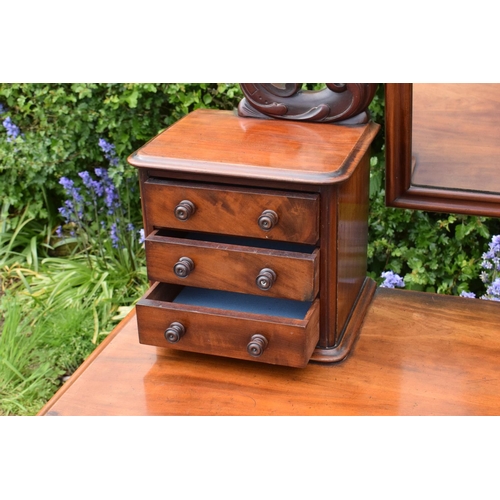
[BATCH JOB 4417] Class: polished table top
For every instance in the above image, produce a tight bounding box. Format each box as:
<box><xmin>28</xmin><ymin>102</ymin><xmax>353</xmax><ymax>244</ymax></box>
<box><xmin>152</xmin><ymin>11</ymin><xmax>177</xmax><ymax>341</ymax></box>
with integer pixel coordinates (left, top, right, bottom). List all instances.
<box><xmin>39</xmin><ymin>288</ymin><xmax>500</xmax><ymax>416</ymax></box>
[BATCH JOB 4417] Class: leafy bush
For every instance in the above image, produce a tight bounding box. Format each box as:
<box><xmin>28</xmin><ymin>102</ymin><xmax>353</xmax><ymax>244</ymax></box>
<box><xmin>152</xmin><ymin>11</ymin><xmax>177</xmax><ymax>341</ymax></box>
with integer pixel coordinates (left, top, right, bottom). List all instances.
<box><xmin>0</xmin><ymin>84</ymin><xmax>242</xmax><ymax>223</ymax></box>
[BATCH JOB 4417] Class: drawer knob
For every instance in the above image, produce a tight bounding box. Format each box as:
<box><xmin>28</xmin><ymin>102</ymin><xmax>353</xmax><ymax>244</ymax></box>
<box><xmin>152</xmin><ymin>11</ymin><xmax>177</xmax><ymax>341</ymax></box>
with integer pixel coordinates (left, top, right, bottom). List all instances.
<box><xmin>164</xmin><ymin>322</ymin><xmax>186</xmax><ymax>343</ymax></box>
<box><xmin>258</xmin><ymin>209</ymin><xmax>278</xmax><ymax>231</ymax></box>
<box><xmin>173</xmin><ymin>257</ymin><xmax>195</xmax><ymax>278</ymax></box>
<box><xmin>256</xmin><ymin>268</ymin><xmax>277</xmax><ymax>290</ymax></box>
<box><xmin>174</xmin><ymin>200</ymin><xmax>196</xmax><ymax>221</ymax></box>
<box><xmin>247</xmin><ymin>334</ymin><xmax>269</xmax><ymax>357</ymax></box>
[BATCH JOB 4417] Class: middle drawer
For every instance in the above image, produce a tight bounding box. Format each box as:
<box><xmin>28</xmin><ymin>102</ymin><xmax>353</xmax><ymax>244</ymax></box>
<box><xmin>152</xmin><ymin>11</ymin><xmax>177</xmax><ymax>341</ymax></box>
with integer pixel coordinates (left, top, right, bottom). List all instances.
<box><xmin>145</xmin><ymin>230</ymin><xmax>320</xmax><ymax>302</ymax></box>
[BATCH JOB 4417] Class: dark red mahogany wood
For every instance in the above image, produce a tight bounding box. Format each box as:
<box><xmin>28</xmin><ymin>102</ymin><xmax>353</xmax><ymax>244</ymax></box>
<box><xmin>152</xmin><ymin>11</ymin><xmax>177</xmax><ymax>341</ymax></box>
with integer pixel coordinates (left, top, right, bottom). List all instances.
<box><xmin>128</xmin><ymin>109</ymin><xmax>380</xmax><ymax>366</ymax></box>
<box><xmin>386</xmin><ymin>83</ymin><xmax>500</xmax><ymax>217</ymax></box>
<box><xmin>39</xmin><ymin>288</ymin><xmax>500</xmax><ymax>415</ymax></box>
<box><xmin>238</xmin><ymin>83</ymin><xmax>378</xmax><ymax>124</ymax></box>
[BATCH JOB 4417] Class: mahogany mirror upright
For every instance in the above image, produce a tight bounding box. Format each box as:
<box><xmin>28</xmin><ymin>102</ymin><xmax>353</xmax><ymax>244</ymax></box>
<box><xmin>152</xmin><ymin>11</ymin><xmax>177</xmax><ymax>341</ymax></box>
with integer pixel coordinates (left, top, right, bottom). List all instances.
<box><xmin>386</xmin><ymin>83</ymin><xmax>500</xmax><ymax>217</ymax></box>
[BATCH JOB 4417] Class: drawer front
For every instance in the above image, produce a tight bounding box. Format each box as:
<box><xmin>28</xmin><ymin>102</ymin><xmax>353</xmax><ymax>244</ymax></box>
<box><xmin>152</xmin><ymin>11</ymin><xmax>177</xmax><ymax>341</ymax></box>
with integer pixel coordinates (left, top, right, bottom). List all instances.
<box><xmin>136</xmin><ymin>283</ymin><xmax>320</xmax><ymax>368</ymax></box>
<box><xmin>145</xmin><ymin>232</ymin><xmax>320</xmax><ymax>301</ymax></box>
<box><xmin>142</xmin><ymin>179</ymin><xmax>320</xmax><ymax>244</ymax></box>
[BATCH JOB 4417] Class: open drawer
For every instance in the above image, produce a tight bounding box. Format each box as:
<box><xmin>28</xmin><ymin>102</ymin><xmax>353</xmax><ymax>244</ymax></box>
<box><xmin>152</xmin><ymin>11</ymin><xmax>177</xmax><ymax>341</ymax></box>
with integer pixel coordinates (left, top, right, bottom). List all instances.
<box><xmin>136</xmin><ymin>282</ymin><xmax>320</xmax><ymax>368</ymax></box>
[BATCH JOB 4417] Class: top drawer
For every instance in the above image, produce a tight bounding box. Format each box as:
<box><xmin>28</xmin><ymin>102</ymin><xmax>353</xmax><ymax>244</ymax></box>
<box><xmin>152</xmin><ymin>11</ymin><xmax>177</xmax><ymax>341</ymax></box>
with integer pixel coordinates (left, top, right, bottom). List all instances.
<box><xmin>141</xmin><ymin>179</ymin><xmax>320</xmax><ymax>244</ymax></box>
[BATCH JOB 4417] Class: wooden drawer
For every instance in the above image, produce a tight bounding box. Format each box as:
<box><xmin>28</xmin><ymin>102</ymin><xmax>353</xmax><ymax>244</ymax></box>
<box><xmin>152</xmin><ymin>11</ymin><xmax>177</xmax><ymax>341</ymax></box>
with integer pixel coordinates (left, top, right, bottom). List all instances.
<box><xmin>142</xmin><ymin>178</ymin><xmax>319</xmax><ymax>244</ymax></box>
<box><xmin>145</xmin><ymin>230</ymin><xmax>319</xmax><ymax>301</ymax></box>
<box><xmin>136</xmin><ymin>283</ymin><xmax>320</xmax><ymax>368</ymax></box>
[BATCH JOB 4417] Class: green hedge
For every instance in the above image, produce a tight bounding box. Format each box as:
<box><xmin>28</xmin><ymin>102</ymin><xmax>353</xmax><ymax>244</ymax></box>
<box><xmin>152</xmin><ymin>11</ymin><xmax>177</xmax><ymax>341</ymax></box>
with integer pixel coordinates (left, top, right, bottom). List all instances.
<box><xmin>0</xmin><ymin>83</ymin><xmax>242</xmax><ymax>221</ymax></box>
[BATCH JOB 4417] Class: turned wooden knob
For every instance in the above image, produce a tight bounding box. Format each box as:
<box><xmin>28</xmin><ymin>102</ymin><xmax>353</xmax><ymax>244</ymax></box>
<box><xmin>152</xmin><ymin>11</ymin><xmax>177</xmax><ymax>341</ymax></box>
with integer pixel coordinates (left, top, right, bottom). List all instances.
<box><xmin>247</xmin><ymin>334</ymin><xmax>269</xmax><ymax>357</ymax></box>
<box><xmin>256</xmin><ymin>268</ymin><xmax>277</xmax><ymax>290</ymax></box>
<box><xmin>173</xmin><ymin>257</ymin><xmax>195</xmax><ymax>278</ymax></box>
<box><xmin>258</xmin><ymin>209</ymin><xmax>278</xmax><ymax>231</ymax></box>
<box><xmin>174</xmin><ymin>200</ymin><xmax>196</xmax><ymax>221</ymax></box>
<box><xmin>164</xmin><ymin>322</ymin><xmax>185</xmax><ymax>343</ymax></box>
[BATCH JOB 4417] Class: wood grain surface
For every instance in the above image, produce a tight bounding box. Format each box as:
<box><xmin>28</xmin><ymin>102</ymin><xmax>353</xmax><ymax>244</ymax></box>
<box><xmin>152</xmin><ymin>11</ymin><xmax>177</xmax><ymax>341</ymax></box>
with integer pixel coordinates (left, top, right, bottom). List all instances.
<box><xmin>412</xmin><ymin>84</ymin><xmax>500</xmax><ymax>193</ymax></box>
<box><xmin>136</xmin><ymin>283</ymin><xmax>320</xmax><ymax>368</ymax></box>
<box><xmin>145</xmin><ymin>232</ymin><xmax>319</xmax><ymax>301</ymax></box>
<box><xmin>128</xmin><ymin>109</ymin><xmax>380</xmax><ymax>185</ymax></box>
<box><xmin>39</xmin><ymin>288</ymin><xmax>500</xmax><ymax>416</ymax></box>
<box><xmin>385</xmin><ymin>83</ymin><xmax>500</xmax><ymax>217</ymax></box>
<box><xmin>142</xmin><ymin>178</ymin><xmax>320</xmax><ymax>244</ymax></box>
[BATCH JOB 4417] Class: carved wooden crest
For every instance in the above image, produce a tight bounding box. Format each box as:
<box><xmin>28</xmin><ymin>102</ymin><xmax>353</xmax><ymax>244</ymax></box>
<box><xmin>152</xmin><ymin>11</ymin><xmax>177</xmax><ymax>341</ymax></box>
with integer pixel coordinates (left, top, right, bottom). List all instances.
<box><xmin>238</xmin><ymin>83</ymin><xmax>378</xmax><ymax>124</ymax></box>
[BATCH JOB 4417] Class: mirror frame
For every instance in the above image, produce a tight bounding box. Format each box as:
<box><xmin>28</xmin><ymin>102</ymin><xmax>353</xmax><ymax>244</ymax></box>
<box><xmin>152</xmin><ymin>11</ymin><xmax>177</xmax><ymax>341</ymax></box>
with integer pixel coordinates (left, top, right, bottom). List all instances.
<box><xmin>385</xmin><ymin>83</ymin><xmax>500</xmax><ymax>217</ymax></box>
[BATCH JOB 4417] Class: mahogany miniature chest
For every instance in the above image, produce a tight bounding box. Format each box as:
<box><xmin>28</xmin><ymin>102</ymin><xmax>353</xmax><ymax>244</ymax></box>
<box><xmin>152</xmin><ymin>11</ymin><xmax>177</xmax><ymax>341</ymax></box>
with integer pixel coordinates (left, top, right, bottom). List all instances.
<box><xmin>128</xmin><ymin>109</ymin><xmax>379</xmax><ymax>368</ymax></box>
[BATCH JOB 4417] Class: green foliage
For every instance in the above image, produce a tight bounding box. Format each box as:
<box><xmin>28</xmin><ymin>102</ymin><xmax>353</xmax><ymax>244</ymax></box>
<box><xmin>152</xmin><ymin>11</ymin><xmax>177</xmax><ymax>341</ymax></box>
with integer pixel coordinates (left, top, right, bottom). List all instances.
<box><xmin>0</xmin><ymin>83</ymin><xmax>242</xmax><ymax>224</ymax></box>
<box><xmin>0</xmin><ymin>293</ymin><xmax>61</xmax><ymax>415</ymax></box>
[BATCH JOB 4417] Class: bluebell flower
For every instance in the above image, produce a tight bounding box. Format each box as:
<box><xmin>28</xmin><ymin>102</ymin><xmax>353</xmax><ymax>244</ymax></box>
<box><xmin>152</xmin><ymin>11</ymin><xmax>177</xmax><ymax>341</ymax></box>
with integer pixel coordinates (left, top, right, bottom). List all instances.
<box><xmin>380</xmin><ymin>271</ymin><xmax>405</xmax><ymax>288</ymax></box>
<box><xmin>0</xmin><ymin>103</ymin><xmax>6</xmax><ymax>115</ymax></box>
<box><xmin>60</xmin><ymin>177</ymin><xmax>75</xmax><ymax>191</ymax></box>
<box><xmin>104</xmin><ymin>185</ymin><xmax>119</xmax><ymax>214</ymax></box>
<box><xmin>79</xmin><ymin>170</ymin><xmax>104</xmax><ymax>197</ymax></box>
<box><xmin>460</xmin><ymin>291</ymin><xmax>476</xmax><ymax>299</ymax></box>
<box><xmin>2</xmin><ymin>116</ymin><xmax>21</xmax><ymax>142</ymax></box>
<box><xmin>95</xmin><ymin>167</ymin><xmax>107</xmax><ymax>179</ymax></box>
<box><xmin>59</xmin><ymin>177</ymin><xmax>83</xmax><ymax>204</ymax></box>
<box><xmin>110</xmin><ymin>222</ymin><xmax>120</xmax><ymax>248</ymax></box>
<box><xmin>126</xmin><ymin>223</ymin><xmax>135</xmax><ymax>232</ymax></box>
<box><xmin>138</xmin><ymin>228</ymin><xmax>145</xmax><ymax>245</ymax></box>
<box><xmin>58</xmin><ymin>201</ymin><xmax>73</xmax><ymax>222</ymax></box>
<box><xmin>98</xmin><ymin>138</ymin><xmax>119</xmax><ymax>166</ymax></box>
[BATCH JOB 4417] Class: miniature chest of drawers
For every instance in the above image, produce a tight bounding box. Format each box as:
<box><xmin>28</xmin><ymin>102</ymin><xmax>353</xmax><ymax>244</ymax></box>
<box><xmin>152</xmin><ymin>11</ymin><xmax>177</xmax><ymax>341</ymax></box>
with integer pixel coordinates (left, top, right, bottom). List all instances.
<box><xmin>128</xmin><ymin>109</ymin><xmax>379</xmax><ymax>368</ymax></box>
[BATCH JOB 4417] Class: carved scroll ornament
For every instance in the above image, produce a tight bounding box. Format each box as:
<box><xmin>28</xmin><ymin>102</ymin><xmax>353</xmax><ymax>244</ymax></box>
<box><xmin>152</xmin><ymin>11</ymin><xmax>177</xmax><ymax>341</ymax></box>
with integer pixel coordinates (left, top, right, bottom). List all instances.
<box><xmin>238</xmin><ymin>83</ymin><xmax>378</xmax><ymax>124</ymax></box>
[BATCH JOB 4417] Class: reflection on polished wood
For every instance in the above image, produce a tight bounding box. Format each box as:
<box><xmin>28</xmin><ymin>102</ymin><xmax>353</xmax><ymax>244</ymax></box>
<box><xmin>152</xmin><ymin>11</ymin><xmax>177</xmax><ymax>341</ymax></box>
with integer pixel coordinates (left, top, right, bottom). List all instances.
<box><xmin>39</xmin><ymin>289</ymin><xmax>500</xmax><ymax>416</ymax></box>
<box><xmin>413</xmin><ymin>84</ymin><xmax>500</xmax><ymax>193</ymax></box>
<box><xmin>385</xmin><ymin>83</ymin><xmax>500</xmax><ymax>217</ymax></box>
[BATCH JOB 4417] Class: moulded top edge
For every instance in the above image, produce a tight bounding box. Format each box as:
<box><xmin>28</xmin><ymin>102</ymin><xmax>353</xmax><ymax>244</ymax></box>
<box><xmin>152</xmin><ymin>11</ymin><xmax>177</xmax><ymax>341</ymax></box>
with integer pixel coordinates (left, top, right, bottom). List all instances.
<box><xmin>127</xmin><ymin>110</ymin><xmax>380</xmax><ymax>185</ymax></box>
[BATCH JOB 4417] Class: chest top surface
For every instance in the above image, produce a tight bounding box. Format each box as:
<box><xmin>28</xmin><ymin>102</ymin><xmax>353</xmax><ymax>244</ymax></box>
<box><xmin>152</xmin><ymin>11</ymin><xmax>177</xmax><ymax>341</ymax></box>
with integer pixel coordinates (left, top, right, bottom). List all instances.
<box><xmin>128</xmin><ymin>109</ymin><xmax>379</xmax><ymax>185</ymax></box>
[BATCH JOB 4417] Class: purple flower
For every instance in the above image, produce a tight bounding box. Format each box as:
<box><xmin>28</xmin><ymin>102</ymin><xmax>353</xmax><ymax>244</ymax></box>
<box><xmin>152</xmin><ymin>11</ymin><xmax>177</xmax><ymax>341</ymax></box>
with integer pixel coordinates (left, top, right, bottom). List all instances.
<box><xmin>380</xmin><ymin>271</ymin><xmax>405</xmax><ymax>288</ymax></box>
<box><xmin>0</xmin><ymin>103</ymin><xmax>6</xmax><ymax>115</ymax></box>
<box><xmin>59</xmin><ymin>177</ymin><xmax>83</xmax><ymax>204</ymax></box>
<box><xmin>477</xmin><ymin>235</ymin><xmax>500</xmax><ymax>300</ymax></box>
<box><xmin>460</xmin><ymin>291</ymin><xmax>476</xmax><ymax>299</ymax></box>
<box><xmin>138</xmin><ymin>228</ymin><xmax>145</xmax><ymax>244</ymax></box>
<box><xmin>486</xmin><ymin>278</ymin><xmax>500</xmax><ymax>298</ymax></box>
<box><xmin>481</xmin><ymin>260</ymin><xmax>493</xmax><ymax>270</ymax></box>
<box><xmin>3</xmin><ymin>116</ymin><xmax>21</xmax><ymax>142</ymax></box>
<box><xmin>110</xmin><ymin>222</ymin><xmax>120</xmax><ymax>248</ymax></box>
<box><xmin>98</xmin><ymin>138</ymin><xmax>119</xmax><ymax>166</ymax></box>
<box><xmin>98</xmin><ymin>138</ymin><xmax>115</xmax><ymax>154</ymax></box>
<box><xmin>60</xmin><ymin>177</ymin><xmax>74</xmax><ymax>191</ymax></box>
<box><xmin>104</xmin><ymin>185</ymin><xmax>119</xmax><ymax>214</ymax></box>
<box><xmin>92</xmin><ymin>168</ymin><xmax>120</xmax><ymax>213</ymax></box>
<box><xmin>79</xmin><ymin>170</ymin><xmax>104</xmax><ymax>197</ymax></box>
<box><xmin>491</xmin><ymin>235</ymin><xmax>500</xmax><ymax>251</ymax></box>
<box><xmin>95</xmin><ymin>167</ymin><xmax>108</xmax><ymax>179</ymax></box>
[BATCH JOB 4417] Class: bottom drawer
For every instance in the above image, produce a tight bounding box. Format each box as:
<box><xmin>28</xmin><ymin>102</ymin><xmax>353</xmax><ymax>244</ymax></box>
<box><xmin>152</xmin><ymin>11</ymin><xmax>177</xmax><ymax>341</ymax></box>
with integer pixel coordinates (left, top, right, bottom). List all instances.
<box><xmin>136</xmin><ymin>282</ymin><xmax>320</xmax><ymax>368</ymax></box>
